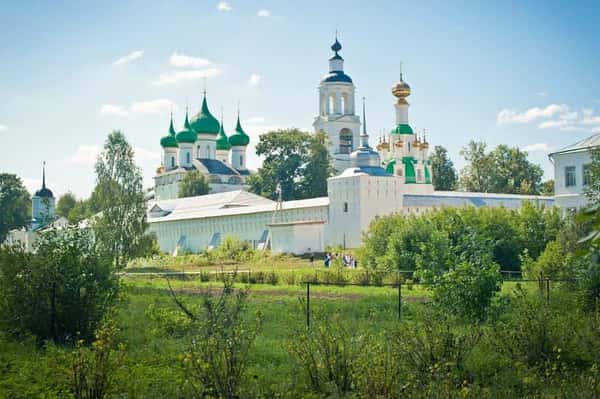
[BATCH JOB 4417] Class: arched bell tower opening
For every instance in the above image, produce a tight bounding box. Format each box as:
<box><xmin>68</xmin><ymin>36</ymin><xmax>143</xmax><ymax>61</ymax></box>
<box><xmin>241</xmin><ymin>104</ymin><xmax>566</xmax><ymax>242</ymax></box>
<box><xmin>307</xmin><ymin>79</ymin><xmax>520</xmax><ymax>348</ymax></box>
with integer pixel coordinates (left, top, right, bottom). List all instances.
<box><xmin>339</xmin><ymin>128</ymin><xmax>353</xmax><ymax>154</ymax></box>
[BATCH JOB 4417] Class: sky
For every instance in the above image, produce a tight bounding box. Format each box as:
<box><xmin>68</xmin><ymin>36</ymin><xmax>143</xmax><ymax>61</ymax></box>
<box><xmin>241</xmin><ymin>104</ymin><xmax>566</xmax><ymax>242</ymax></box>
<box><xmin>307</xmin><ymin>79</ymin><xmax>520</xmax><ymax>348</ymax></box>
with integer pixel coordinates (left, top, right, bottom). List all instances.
<box><xmin>1</xmin><ymin>0</ymin><xmax>599</xmax><ymax>198</ymax></box>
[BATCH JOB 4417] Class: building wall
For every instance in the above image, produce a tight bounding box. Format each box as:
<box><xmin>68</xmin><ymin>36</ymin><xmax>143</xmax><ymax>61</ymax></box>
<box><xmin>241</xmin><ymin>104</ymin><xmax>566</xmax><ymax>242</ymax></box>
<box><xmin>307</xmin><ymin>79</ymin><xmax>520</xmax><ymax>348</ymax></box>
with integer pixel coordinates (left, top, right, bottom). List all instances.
<box><xmin>553</xmin><ymin>150</ymin><xmax>592</xmax><ymax>210</ymax></box>
<box><xmin>149</xmin><ymin>205</ymin><xmax>328</xmax><ymax>254</ymax></box>
<box><xmin>270</xmin><ymin>223</ymin><xmax>325</xmax><ymax>254</ymax></box>
<box><xmin>326</xmin><ymin>174</ymin><xmax>406</xmax><ymax>249</ymax></box>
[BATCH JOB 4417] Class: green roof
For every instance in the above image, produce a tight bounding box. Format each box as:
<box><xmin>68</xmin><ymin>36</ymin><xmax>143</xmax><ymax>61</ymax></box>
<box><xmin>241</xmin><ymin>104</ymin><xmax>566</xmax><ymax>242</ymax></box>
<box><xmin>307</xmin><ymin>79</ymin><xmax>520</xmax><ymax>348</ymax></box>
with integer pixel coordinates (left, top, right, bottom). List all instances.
<box><xmin>402</xmin><ymin>156</ymin><xmax>416</xmax><ymax>184</ymax></box>
<box><xmin>425</xmin><ymin>165</ymin><xmax>431</xmax><ymax>184</ymax></box>
<box><xmin>391</xmin><ymin>123</ymin><xmax>414</xmax><ymax>135</ymax></box>
<box><xmin>216</xmin><ymin>122</ymin><xmax>231</xmax><ymax>151</ymax></box>
<box><xmin>176</xmin><ymin>111</ymin><xmax>197</xmax><ymax>143</ymax></box>
<box><xmin>190</xmin><ymin>95</ymin><xmax>220</xmax><ymax>135</ymax></box>
<box><xmin>160</xmin><ymin>117</ymin><xmax>179</xmax><ymax>148</ymax></box>
<box><xmin>385</xmin><ymin>159</ymin><xmax>396</xmax><ymax>174</ymax></box>
<box><xmin>228</xmin><ymin>116</ymin><xmax>250</xmax><ymax>146</ymax></box>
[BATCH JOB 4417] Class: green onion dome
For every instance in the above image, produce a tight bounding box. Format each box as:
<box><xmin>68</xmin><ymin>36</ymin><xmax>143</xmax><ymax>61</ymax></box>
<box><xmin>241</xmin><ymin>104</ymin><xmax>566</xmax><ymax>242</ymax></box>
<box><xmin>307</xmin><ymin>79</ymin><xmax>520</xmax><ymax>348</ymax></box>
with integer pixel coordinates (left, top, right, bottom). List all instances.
<box><xmin>160</xmin><ymin>116</ymin><xmax>179</xmax><ymax>148</ymax></box>
<box><xmin>190</xmin><ymin>95</ymin><xmax>220</xmax><ymax>135</ymax></box>
<box><xmin>176</xmin><ymin>110</ymin><xmax>198</xmax><ymax>143</ymax></box>
<box><xmin>216</xmin><ymin>121</ymin><xmax>231</xmax><ymax>151</ymax></box>
<box><xmin>228</xmin><ymin>115</ymin><xmax>250</xmax><ymax>146</ymax></box>
<box><xmin>390</xmin><ymin>123</ymin><xmax>414</xmax><ymax>135</ymax></box>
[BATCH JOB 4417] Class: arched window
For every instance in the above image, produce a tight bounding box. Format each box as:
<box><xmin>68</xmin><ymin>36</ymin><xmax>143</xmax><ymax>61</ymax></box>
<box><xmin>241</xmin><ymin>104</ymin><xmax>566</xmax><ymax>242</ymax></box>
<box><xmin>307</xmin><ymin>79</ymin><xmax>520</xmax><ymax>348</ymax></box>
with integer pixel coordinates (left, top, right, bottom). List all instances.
<box><xmin>339</xmin><ymin>128</ymin><xmax>353</xmax><ymax>154</ymax></box>
<box><xmin>239</xmin><ymin>155</ymin><xmax>243</xmax><ymax>166</ymax></box>
<box><xmin>171</xmin><ymin>156</ymin><xmax>175</xmax><ymax>168</ymax></box>
<box><xmin>206</xmin><ymin>146</ymin><xmax>211</xmax><ymax>159</ymax></box>
<box><xmin>329</xmin><ymin>95</ymin><xmax>335</xmax><ymax>114</ymax></box>
<box><xmin>186</xmin><ymin>152</ymin><xmax>190</xmax><ymax>164</ymax></box>
<box><xmin>340</xmin><ymin>95</ymin><xmax>346</xmax><ymax>115</ymax></box>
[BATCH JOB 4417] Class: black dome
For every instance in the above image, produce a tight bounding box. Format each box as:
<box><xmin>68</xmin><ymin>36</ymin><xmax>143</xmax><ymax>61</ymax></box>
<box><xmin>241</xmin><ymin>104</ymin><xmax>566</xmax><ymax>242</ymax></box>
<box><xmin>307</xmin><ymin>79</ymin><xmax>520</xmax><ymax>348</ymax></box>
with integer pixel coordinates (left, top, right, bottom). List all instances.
<box><xmin>35</xmin><ymin>187</ymin><xmax>54</xmax><ymax>198</ymax></box>
<box><xmin>322</xmin><ymin>71</ymin><xmax>353</xmax><ymax>83</ymax></box>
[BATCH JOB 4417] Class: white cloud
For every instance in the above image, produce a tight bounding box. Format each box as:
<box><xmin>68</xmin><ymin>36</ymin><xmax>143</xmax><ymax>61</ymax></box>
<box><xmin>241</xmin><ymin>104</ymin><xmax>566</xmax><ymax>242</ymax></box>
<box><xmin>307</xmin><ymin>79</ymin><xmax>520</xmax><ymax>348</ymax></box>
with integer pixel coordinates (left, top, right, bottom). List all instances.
<box><xmin>522</xmin><ymin>143</ymin><xmax>553</xmax><ymax>153</ymax></box>
<box><xmin>112</xmin><ymin>50</ymin><xmax>144</xmax><ymax>66</ymax></box>
<box><xmin>99</xmin><ymin>99</ymin><xmax>177</xmax><ymax>116</ymax></box>
<box><xmin>99</xmin><ymin>104</ymin><xmax>128</xmax><ymax>116</ymax></box>
<box><xmin>257</xmin><ymin>9</ymin><xmax>271</xmax><ymax>17</ymax></box>
<box><xmin>169</xmin><ymin>53</ymin><xmax>212</xmax><ymax>68</ymax></box>
<box><xmin>248</xmin><ymin>73</ymin><xmax>261</xmax><ymax>86</ymax></box>
<box><xmin>497</xmin><ymin>103</ymin><xmax>600</xmax><ymax>133</ymax></box>
<box><xmin>497</xmin><ymin>104</ymin><xmax>567</xmax><ymax>124</ymax></box>
<box><xmin>154</xmin><ymin>68</ymin><xmax>222</xmax><ymax>85</ymax></box>
<box><xmin>0</xmin><ymin>124</ymin><xmax>6</xmax><ymax>132</ymax></box>
<box><xmin>217</xmin><ymin>1</ymin><xmax>232</xmax><ymax>11</ymax></box>
<box><xmin>130</xmin><ymin>99</ymin><xmax>177</xmax><ymax>114</ymax></box>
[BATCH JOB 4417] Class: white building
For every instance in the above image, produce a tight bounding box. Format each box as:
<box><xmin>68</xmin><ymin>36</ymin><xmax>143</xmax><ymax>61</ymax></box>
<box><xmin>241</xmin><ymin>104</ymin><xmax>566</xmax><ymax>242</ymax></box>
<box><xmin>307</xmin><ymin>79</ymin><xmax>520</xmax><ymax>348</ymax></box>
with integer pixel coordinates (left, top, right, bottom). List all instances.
<box><xmin>154</xmin><ymin>93</ymin><xmax>251</xmax><ymax>200</ymax></box>
<box><xmin>148</xmin><ymin>50</ymin><xmax>553</xmax><ymax>254</ymax></box>
<box><xmin>549</xmin><ymin>133</ymin><xmax>599</xmax><ymax>210</ymax></box>
<box><xmin>5</xmin><ymin>163</ymin><xmax>68</xmax><ymax>251</ymax></box>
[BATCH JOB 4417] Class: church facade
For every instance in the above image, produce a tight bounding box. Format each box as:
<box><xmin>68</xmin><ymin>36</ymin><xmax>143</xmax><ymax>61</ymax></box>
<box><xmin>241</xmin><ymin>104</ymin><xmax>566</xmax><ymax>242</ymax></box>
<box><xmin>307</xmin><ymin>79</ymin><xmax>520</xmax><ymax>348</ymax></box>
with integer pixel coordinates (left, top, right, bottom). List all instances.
<box><xmin>154</xmin><ymin>93</ymin><xmax>251</xmax><ymax>200</ymax></box>
<box><xmin>147</xmin><ymin>37</ymin><xmax>553</xmax><ymax>254</ymax></box>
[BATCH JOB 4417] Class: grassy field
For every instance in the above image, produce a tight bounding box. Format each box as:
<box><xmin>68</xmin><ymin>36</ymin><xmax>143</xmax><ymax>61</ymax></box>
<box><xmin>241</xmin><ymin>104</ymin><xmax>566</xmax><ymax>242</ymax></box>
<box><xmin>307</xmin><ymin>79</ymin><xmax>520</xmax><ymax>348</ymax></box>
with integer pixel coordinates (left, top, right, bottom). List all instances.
<box><xmin>0</xmin><ymin>273</ymin><xmax>581</xmax><ymax>398</ymax></box>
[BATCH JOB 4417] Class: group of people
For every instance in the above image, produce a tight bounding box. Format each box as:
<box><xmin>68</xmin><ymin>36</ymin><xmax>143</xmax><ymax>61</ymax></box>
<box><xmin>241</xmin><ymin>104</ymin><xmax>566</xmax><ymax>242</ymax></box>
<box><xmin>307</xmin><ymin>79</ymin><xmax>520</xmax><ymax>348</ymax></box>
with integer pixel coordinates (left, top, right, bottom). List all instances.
<box><xmin>323</xmin><ymin>252</ymin><xmax>358</xmax><ymax>268</ymax></box>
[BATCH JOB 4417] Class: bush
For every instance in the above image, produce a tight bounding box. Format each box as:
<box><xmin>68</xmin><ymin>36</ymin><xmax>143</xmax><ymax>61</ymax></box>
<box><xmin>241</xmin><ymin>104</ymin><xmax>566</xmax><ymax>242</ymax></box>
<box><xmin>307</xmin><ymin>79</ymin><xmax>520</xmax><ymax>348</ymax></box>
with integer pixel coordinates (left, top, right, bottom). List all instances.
<box><xmin>0</xmin><ymin>227</ymin><xmax>119</xmax><ymax>343</ymax></box>
<box><xmin>289</xmin><ymin>312</ymin><xmax>362</xmax><ymax>396</ymax></box>
<box><xmin>433</xmin><ymin>259</ymin><xmax>502</xmax><ymax>321</ymax></box>
<box><xmin>174</xmin><ymin>278</ymin><xmax>262</xmax><ymax>399</ymax></box>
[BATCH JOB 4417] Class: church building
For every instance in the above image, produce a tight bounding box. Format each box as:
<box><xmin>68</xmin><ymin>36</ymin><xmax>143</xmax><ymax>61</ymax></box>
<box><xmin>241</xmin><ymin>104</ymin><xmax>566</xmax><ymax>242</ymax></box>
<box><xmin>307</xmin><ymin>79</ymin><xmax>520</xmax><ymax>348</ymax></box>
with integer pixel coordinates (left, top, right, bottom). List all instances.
<box><xmin>147</xmin><ymin>37</ymin><xmax>553</xmax><ymax>255</ymax></box>
<box><xmin>154</xmin><ymin>92</ymin><xmax>251</xmax><ymax>200</ymax></box>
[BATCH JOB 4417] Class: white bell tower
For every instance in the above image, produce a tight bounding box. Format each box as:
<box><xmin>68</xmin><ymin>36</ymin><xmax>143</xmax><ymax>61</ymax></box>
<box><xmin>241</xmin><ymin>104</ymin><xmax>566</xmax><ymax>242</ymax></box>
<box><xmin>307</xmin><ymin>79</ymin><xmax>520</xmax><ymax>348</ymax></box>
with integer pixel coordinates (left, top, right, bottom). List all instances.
<box><xmin>313</xmin><ymin>36</ymin><xmax>361</xmax><ymax>174</ymax></box>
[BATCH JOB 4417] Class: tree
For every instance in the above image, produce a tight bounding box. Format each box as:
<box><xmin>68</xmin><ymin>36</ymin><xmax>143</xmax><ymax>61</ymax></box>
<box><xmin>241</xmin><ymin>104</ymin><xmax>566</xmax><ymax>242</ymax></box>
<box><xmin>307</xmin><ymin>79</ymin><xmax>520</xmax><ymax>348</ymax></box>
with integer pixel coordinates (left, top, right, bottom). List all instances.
<box><xmin>93</xmin><ymin>131</ymin><xmax>148</xmax><ymax>269</ymax></box>
<box><xmin>585</xmin><ymin>148</ymin><xmax>600</xmax><ymax>207</ymax></box>
<box><xmin>541</xmin><ymin>180</ymin><xmax>555</xmax><ymax>196</ymax></box>
<box><xmin>430</xmin><ymin>145</ymin><xmax>457</xmax><ymax>191</ymax></box>
<box><xmin>56</xmin><ymin>192</ymin><xmax>77</xmax><ymax>219</ymax></box>
<box><xmin>247</xmin><ymin>129</ymin><xmax>332</xmax><ymax>200</ymax></box>
<box><xmin>0</xmin><ymin>226</ymin><xmax>118</xmax><ymax>343</ymax></box>
<box><xmin>459</xmin><ymin>141</ymin><xmax>543</xmax><ymax>194</ymax></box>
<box><xmin>178</xmin><ymin>170</ymin><xmax>210</xmax><ymax>198</ymax></box>
<box><xmin>0</xmin><ymin>174</ymin><xmax>31</xmax><ymax>242</ymax></box>
<box><xmin>299</xmin><ymin>131</ymin><xmax>334</xmax><ymax>198</ymax></box>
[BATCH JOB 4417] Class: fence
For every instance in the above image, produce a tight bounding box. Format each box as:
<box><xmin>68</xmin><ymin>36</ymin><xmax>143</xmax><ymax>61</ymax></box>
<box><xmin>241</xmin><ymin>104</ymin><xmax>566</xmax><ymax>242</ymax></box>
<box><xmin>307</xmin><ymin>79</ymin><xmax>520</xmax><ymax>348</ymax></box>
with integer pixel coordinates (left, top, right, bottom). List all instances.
<box><xmin>303</xmin><ymin>274</ymin><xmax>561</xmax><ymax>327</ymax></box>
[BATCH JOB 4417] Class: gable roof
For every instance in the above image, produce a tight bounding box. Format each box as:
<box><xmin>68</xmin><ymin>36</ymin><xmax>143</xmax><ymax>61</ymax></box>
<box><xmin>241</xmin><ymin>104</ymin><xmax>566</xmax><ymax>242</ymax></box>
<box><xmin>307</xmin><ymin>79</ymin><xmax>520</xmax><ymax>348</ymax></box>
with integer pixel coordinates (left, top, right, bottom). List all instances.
<box><xmin>549</xmin><ymin>133</ymin><xmax>600</xmax><ymax>157</ymax></box>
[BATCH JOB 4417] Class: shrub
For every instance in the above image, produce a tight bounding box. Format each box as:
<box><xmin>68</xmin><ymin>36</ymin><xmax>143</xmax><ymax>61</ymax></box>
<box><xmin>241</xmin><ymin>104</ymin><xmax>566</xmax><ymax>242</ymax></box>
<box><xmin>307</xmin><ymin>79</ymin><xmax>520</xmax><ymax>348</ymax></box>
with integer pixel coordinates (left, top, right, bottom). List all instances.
<box><xmin>173</xmin><ymin>278</ymin><xmax>262</xmax><ymax>399</ymax></box>
<box><xmin>289</xmin><ymin>312</ymin><xmax>362</xmax><ymax>396</ymax></box>
<box><xmin>69</xmin><ymin>317</ymin><xmax>125</xmax><ymax>399</ymax></box>
<box><xmin>266</xmin><ymin>271</ymin><xmax>278</xmax><ymax>285</ymax></box>
<box><xmin>433</xmin><ymin>258</ymin><xmax>502</xmax><ymax>321</ymax></box>
<box><xmin>0</xmin><ymin>227</ymin><xmax>119</xmax><ymax>343</ymax></box>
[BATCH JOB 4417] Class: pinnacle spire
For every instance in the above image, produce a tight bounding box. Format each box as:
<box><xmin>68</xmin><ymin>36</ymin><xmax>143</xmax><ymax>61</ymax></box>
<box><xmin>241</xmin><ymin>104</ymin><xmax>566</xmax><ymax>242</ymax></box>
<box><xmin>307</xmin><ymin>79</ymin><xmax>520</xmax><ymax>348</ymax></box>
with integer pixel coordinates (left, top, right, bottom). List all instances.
<box><xmin>42</xmin><ymin>161</ymin><xmax>46</xmax><ymax>189</ymax></box>
<box><xmin>360</xmin><ymin>97</ymin><xmax>369</xmax><ymax>148</ymax></box>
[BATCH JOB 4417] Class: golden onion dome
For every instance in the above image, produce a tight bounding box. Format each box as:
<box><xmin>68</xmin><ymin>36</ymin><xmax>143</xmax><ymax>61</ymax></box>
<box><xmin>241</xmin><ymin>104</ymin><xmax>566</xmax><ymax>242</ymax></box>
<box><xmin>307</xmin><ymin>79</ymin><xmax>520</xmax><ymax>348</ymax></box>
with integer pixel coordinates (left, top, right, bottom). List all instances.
<box><xmin>392</xmin><ymin>78</ymin><xmax>411</xmax><ymax>99</ymax></box>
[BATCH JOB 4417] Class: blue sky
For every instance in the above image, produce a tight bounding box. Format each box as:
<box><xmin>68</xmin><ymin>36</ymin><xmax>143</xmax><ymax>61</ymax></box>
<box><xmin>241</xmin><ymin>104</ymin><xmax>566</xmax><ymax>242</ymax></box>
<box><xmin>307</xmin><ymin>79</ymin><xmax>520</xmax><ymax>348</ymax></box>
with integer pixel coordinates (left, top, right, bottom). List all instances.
<box><xmin>1</xmin><ymin>0</ymin><xmax>599</xmax><ymax>198</ymax></box>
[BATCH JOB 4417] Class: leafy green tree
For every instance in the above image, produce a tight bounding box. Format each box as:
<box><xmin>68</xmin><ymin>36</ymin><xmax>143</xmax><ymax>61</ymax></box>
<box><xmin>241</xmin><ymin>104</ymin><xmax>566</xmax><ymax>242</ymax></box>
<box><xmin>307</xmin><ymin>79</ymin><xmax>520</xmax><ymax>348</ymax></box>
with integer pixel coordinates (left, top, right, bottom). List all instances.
<box><xmin>585</xmin><ymin>148</ymin><xmax>600</xmax><ymax>207</ymax></box>
<box><xmin>248</xmin><ymin>129</ymin><xmax>331</xmax><ymax>200</ymax></box>
<box><xmin>93</xmin><ymin>131</ymin><xmax>148</xmax><ymax>269</ymax></box>
<box><xmin>178</xmin><ymin>170</ymin><xmax>210</xmax><ymax>198</ymax></box>
<box><xmin>541</xmin><ymin>180</ymin><xmax>555</xmax><ymax>196</ymax></box>
<box><xmin>459</xmin><ymin>141</ymin><xmax>543</xmax><ymax>194</ymax></box>
<box><xmin>433</xmin><ymin>258</ymin><xmax>502</xmax><ymax>321</ymax></box>
<box><xmin>0</xmin><ymin>226</ymin><xmax>118</xmax><ymax>343</ymax></box>
<box><xmin>56</xmin><ymin>192</ymin><xmax>77</xmax><ymax>219</ymax></box>
<box><xmin>0</xmin><ymin>174</ymin><xmax>31</xmax><ymax>242</ymax></box>
<box><xmin>430</xmin><ymin>145</ymin><xmax>457</xmax><ymax>191</ymax></box>
<box><xmin>299</xmin><ymin>131</ymin><xmax>334</xmax><ymax>198</ymax></box>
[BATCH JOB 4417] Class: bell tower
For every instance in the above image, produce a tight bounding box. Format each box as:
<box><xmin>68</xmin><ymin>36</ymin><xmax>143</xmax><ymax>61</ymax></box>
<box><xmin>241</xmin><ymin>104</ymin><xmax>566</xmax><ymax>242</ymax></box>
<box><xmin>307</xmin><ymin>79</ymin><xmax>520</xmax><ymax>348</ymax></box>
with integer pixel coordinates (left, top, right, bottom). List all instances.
<box><xmin>313</xmin><ymin>35</ymin><xmax>361</xmax><ymax>174</ymax></box>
